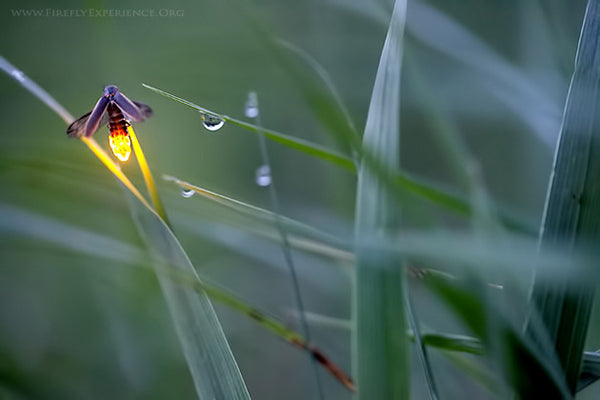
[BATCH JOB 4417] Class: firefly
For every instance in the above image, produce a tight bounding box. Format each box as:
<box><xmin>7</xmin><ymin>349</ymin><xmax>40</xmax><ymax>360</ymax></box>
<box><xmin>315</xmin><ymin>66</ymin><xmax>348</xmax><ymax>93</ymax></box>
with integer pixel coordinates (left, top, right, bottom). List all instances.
<box><xmin>67</xmin><ymin>85</ymin><xmax>152</xmax><ymax>162</ymax></box>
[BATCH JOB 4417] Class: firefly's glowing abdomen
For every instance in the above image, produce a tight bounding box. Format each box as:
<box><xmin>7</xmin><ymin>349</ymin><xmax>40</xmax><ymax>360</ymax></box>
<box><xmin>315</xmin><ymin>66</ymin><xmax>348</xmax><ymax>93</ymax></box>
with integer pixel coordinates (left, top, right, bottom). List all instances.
<box><xmin>107</xmin><ymin>104</ymin><xmax>132</xmax><ymax>162</ymax></box>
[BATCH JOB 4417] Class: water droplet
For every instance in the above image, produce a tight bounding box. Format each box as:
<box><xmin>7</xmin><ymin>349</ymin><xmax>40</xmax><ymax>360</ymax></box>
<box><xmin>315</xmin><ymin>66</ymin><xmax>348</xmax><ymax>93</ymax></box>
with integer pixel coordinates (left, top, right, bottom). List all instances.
<box><xmin>201</xmin><ymin>113</ymin><xmax>225</xmax><ymax>132</ymax></box>
<box><xmin>11</xmin><ymin>70</ymin><xmax>25</xmax><ymax>82</ymax></box>
<box><xmin>244</xmin><ymin>92</ymin><xmax>259</xmax><ymax>118</ymax></box>
<box><xmin>255</xmin><ymin>165</ymin><xmax>271</xmax><ymax>187</ymax></box>
<box><xmin>181</xmin><ymin>188</ymin><xmax>195</xmax><ymax>198</ymax></box>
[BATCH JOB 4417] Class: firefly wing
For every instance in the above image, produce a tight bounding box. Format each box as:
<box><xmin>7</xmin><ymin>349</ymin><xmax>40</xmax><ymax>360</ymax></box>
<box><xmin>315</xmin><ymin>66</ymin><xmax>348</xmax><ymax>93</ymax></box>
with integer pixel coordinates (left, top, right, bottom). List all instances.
<box><xmin>113</xmin><ymin>91</ymin><xmax>145</xmax><ymax>122</ymax></box>
<box><xmin>84</xmin><ymin>95</ymin><xmax>110</xmax><ymax>137</ymax></box>
<box><xmin>66</xmin><ymin>111</ymin><xmax>109</xmax><ymax>138</ymax></box>
<box><xmin>133</xmin><ymin>101</ymin><xmax>153</xmax><ymax>120</ymax></box>
<box><xmin>66</xmin><ymin>112</ymin><xmax>91</xmax><ymax>138</ymax></box>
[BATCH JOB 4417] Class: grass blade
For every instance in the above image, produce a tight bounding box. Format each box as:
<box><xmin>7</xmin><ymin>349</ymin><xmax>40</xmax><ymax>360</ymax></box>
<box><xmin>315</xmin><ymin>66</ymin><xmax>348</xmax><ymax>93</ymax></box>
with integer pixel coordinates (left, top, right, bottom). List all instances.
<box><xmin>127</xmin><ymin>194</ymin><xmax>251</xmax><ymax>400</ymax></box>
<box><xmin>0</xmin><ymin>202</ymin><xmax>354</xmax><ymax>392</ymax></box>
<box><xmin>425</xmin><ymin>272</ymin><xmax>572</xmax><ymax>398</ymax></box>
<box><xmin>163</xmin><ymin>174</ymin><xmax>351</xmax><ymax>252</ymax></box>
<box><xmin>405</xmin><ymin>285</ymin><xmax>438</xmax><ymax>400</ymax></box>
<box><xmin>142</xmin><ymin>83</ymin><xmax>355</xmax><ymax>170</ymax></box>
<box><xmin>0</xmin><ymin>62</ymin><xmax>251</xmax><ymax>400</ymax></box>
<box><xmin>0</xmin><ymin>55</ymin><xmax>74</xmax><ymax>124</ymax></box>
<box><xmin>143</xmin><ymin>84</ymin><xmax>537</xmax><ymax>233</ymax></box>
<box><xmin>353</xmin><ymin>1</ymin><xmax>409</xmax><ymax>399</ymax></box>
<box><xmin>527</xmin><ymin>0</ymin><xmax>600</xmax><ymax>393</ymax></box>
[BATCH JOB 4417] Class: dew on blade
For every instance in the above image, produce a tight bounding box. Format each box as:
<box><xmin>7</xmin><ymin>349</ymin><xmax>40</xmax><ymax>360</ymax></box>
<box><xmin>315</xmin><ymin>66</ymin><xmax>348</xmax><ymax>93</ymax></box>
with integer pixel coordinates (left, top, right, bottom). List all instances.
<box><xmin>201</xmin><ymin>113</ymin><xmax>225</xmax><ymax>132</ymax></box>
<box><xmin>11</xmin><ymin>70</ymin><xmax>25</xmax><ymax>82</ymax></box>
<box><xmin>255</xmin><ymin>165</ymin><xmax>271</xmax><ymax>187</ymax></box>
<box><xmin>245</xmin><ymin>92</ymin><xmax>259</xmax><ymax>118</ymax></box>
<box><xmin>181</xmin><ymin>188</ymin><xmax>195</xmax><ymax>198</ymax></box>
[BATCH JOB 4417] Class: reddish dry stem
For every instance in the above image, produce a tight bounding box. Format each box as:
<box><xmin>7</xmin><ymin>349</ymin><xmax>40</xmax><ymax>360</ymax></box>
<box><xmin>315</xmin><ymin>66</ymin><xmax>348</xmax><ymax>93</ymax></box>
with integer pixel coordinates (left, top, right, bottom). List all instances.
<box><xmin>289</xmin><ymin>337</ymin><xmax>356</xmax><ymax>392</ymax></box>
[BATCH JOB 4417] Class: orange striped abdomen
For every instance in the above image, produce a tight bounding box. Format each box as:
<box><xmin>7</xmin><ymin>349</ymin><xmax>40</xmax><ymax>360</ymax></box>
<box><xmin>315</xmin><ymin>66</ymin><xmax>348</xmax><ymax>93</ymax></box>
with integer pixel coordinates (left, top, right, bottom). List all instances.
<box><xmin>107</xmin><ymin>104</ymin><xmax>132</xmax><ymax>162</ymax></box>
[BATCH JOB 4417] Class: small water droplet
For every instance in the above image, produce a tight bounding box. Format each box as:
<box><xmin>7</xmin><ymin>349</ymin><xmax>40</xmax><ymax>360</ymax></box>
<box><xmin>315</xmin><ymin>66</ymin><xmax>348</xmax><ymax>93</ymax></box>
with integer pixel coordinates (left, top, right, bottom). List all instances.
<box><xmin>11</xmin><ymin>70</ymin><xmax>25</xmax><ymax>82</ymax></box>
<box><xmin>181</xmin><ymin>188</ymin><xmax>195</xmax><ymax>198</ymax></box>
<box><xmin>244</xmin><ymin>92</ymin><xmax>259</xmax><ymax>118</ymax></box>
<box><xmin>201</xmin><ymin>113</ymin><xmax>225</xmax><ymax>132</ymax></box>
<box><xmin>255</xmin><ymin>165</ymin><xmax>271</xmax><ymax>187</ymax></box>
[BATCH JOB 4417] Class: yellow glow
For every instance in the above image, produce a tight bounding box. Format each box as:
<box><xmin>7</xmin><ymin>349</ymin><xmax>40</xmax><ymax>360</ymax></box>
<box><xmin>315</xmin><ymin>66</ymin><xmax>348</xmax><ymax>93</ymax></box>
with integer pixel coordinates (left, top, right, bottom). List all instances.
<box><xmin>128</xmin><ymin>126</ymin><xmax>169</xmax><ymax>223</ymax></box>
<box><xmin>109</xmin><ymin>133</ymin><xmax>131</xmax><ymax>162</ymax></box>
<box><xmin>80</xmin><ymin>136</ymin><xmax>153</xmax><ymax>211</ymax></box>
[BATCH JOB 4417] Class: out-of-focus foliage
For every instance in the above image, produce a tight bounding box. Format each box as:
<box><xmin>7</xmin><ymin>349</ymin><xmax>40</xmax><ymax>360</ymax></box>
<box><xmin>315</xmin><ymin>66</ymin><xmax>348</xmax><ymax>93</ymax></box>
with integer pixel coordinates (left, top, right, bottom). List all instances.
<box><xmin>1</xmin><ymin>0</ymin><xmax>598</xmax><ymax>399</ymax></box>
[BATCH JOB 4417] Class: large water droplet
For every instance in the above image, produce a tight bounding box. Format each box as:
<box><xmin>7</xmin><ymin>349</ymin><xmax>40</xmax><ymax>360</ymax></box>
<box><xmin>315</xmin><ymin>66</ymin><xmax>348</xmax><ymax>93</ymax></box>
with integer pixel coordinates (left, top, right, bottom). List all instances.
<box><xmin>245</xmin><ymin>92</ymin><xmax>259</xmax><ymax>118</ymax></box>
<box><xmin>255</xmin><ymin>165</ymin><xmax>271</xmax><ymax>187</ymax></box>
<box><xmin>201</xmin><ymin>113</ymin><xmax>225</xmax><ymax>132</ymax></box>
<box><xmin>181</xmin><ymin>188</ymin><xmax>195</xmax><ymax>198</ymax></box>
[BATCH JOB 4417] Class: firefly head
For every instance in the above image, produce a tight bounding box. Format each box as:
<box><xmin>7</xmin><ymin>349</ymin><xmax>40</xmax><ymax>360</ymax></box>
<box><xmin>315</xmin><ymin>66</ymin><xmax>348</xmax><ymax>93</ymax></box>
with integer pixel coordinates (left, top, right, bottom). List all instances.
<box><xmin>103</xmin><ymin>85</ymin><xmax>120</xmax><ymax>98</ymax></box>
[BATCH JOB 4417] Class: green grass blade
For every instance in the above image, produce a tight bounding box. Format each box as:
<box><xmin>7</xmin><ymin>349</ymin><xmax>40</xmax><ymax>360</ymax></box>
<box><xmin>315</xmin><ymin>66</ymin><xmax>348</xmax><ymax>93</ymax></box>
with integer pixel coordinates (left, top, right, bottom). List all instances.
<box><xmin>580</xmin><ymin>351</ymin><xmax>600</xmax><ymax>391</ymax></box>
<box><xmin>142</xmin><ymin>83</ymin><xmax>355</xmax><ymax>170</ymax></box>
<box><xmin>405</xmin><ymin>286</ymin><xmax>439</xmax><ymax>400</ymax></box>
<box><xmin>0</xmin><ymin>55</ymin><xmax>74</xmax><ymax>124</ymax></box>
<box><xmin>163</xmin><ymin>174</ymin><xmax>351</xmax><ymax>252</ymax></box>
<box><xmin>527</xmin><ymin>0</ymin><xmax>600</xmax><ymax>393</ymax></box>
<box><xmin>353</xmin><ymin>0</ymin><xmax>409</xmax><ymax>399</ymax></box>
<box><xmin>419</xmin><ymin>332</ymin><xmax>484</xmax><ymax>355</ymax></box>
<box><xmin>0</xmin><ymin>202</ymin><xmax>354</xmax><ymax>391</ymax></box>
<box><xmin>126</xmin><ymin>193</ymin><xmax>251</xmax><ymax>400</ymax></box>
<box><xmin>406</xmin><ymin>2</ymin><xmax>561</xmax><ymax>147</ymax></box>
<box><xmin>143</xmin><ymin>85</ymin><xmax>535</xmax><ymax>234</ymax></box>
<box><xmin>0</xmin><ymin>62</ymin><xmax>251</xmax><ymax>400</ymax></box>
<box><xmin>425</xmin><ymin>272</ymin><xmax>572</xmax><ymax>398</ymax></box>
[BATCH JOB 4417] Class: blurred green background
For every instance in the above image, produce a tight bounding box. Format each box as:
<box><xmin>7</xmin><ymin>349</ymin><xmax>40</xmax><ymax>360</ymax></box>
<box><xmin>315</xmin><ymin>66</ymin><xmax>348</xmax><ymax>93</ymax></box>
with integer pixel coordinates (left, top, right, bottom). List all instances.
<box><xmin>0</xmin><ymin>0</ymin><xmax>594</xmax><ymax>399</ymax></box>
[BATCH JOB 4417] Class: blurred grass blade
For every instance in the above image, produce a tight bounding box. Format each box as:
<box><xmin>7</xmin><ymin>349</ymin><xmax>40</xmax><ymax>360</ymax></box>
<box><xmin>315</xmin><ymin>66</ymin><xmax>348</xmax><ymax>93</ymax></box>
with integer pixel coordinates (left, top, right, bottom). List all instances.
<box><xmin>126</xmin><ymin>193</ymin><xmax>251</xmax><ymax>400</ymax></box>
<box><xmin>353</xmin><ymin>0</ymin><xmax>409</xmax><ymax>399</ymax></box>
<box><xmin>0</xmin><ymin>202</ymin><xmax>353</xmax><ymax>392</ymax></box>
<box><xmin>163</xmin><ymin>174</ymin><xmax>351</xmax><ymax>251</ymax></box>
<box><xmin>405</xmin><ymin>285</ymin><xmax>438</xmax><ymax>400</ymax></box>
<box><xmin>580</xmin><ymin>351</ymin><xmax>600</xmax><ymax>391</ymax></box>
<box><xmin>419</xmin><ymin>332</ymin><xmax>483</xmax><ymax>355</ymax></box>
<box><xmin>436</xmin><ymin>350</ymin><xmax>496</xmax><ymax>394</ymax></box>
<box><xmin>276</xmin><ymin>39</ymin><xmax>358</xmax><ymax>137</ymax></box>
<box><xmin>0</xmin><ymin>62</ymin><xmax>252</xmax><ymax>399</ymax></box>
<box><xmin>0</xmin><ymin>203</ymin><xmax>146</xmax><ymax>265</ymax></box>
<box><xmin>527</xmin><ymin>0</ymin><xmax>600</xmax><ymax>394</ymax></box>
<box><xmin>327</xmin><ymin>1</ymin><xmax>561</xmax><ymax>146</ymax></box>
<box><xmin>425</xmin><ymin>273</ymin><xmax>572</xmax><ymax>397</ymax></box>
<box><xmin>142</xmin><ymin>83</ymin><xmax>355</xmax><ymax>170</ymax></box>
<box><xmin>406</xmin><ymin>2</ymin><xmax>561</xmax><ymax>147</ymax></box>
<box><xmin>143</xmin><ymin>84</ymin><xmax>535</xmax><ymax>232</ymax></box>
<box><xmin>0</xmin><ymin>55</ymin><xmax>73</xmax><ymax>124</ymax></box>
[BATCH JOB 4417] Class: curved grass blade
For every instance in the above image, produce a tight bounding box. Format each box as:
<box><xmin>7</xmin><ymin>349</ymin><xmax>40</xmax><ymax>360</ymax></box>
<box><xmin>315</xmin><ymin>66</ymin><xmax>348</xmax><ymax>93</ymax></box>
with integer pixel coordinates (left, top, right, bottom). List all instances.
<box><xmin>353</xmin><ymin>1</ymin><xmax>410</xmax><ymax>399</ymax></box>
<box><xmin>126</xmin><ymin>194</ymin><xmax>251</xmax><ymax>400</ymax></box>
<box><xmin>163</xmin><ymin>174</ymin><xmax>351</xmax><ymax>252</ymax></box>
<box><xmin>145</xmin><ymin>84</ymin><xmax>535</xmax><ymax>234</ymax></box>
<box><xmin>0</xmin><ymin>202</ymin><xmax>354</xmax><ymax>392</ymax></box>
<box><xmin>406</xmin><ymin>2</ymin><xmax>562</xmax><ymax>147</ymax></box>
<box><xmin>0</xmin><ymin>62</ymin><xmax>251</xmax><ymax>400</ymax></box>
<box><xmin>276</xmin><ymin>39</ymin><xmax>358</xmax><ymax>137</ymax></box>
<box><xmin>142</xmin><ymin>83</ymin><xmax>355</xmax><ymax>171</ymax></box>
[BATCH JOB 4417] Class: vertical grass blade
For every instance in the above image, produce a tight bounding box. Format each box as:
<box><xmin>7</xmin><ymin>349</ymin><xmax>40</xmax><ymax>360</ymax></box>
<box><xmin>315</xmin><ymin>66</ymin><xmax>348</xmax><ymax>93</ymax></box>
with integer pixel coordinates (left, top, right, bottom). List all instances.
<box><xmin>353</xmin><ymin>0</ymin><xmax>409</xmax><ymax>398</ymax></box>
<box><xmin>527</xmin><ymin>0</ymin><xmax>600</xmax><ymax>393</ymax></box>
